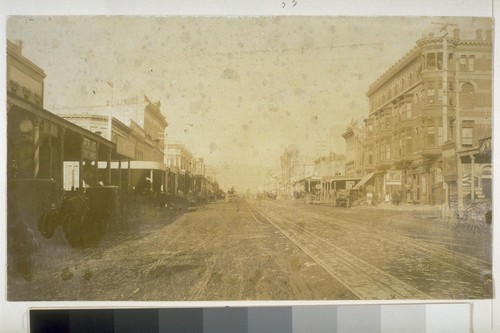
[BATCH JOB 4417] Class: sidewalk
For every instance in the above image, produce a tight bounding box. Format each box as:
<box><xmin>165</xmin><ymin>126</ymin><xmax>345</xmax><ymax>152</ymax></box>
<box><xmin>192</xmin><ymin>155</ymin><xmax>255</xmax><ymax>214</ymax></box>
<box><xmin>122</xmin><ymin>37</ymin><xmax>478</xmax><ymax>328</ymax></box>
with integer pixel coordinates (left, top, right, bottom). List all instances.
<box><xmin>352</xmin><ymin>202</ymin><xmax>442</xmax><ymax>218</ymax></box>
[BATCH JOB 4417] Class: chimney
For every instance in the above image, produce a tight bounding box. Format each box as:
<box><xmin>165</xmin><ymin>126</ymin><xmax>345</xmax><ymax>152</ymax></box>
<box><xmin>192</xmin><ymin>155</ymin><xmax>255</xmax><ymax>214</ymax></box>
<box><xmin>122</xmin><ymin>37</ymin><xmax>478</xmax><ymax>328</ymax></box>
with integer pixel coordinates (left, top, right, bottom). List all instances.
<box><xmin>453</xmin><ymin>28</ymin><xmax>460</xmax><ymax>39</ymax></box>
<box><xmin>476</xmin><ymin>29</ymin><xmax>483</xmax><ymax>40</ymax></box>
<box><xmin>486</xmin><ymin>29</ymin><xmax>492</xmax><ymax>41</ymax></box>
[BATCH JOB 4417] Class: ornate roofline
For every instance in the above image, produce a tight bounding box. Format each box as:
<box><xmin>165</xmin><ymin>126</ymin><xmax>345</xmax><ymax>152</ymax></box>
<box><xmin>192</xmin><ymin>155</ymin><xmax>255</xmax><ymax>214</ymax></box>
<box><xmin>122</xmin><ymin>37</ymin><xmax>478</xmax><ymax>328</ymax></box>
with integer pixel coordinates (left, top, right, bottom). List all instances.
<box><xmin>367</xmin><ymin>45</ymin><xmax>420</xmax><ymax>96</ymax></box>
<box><xmin>367</xmin><ymin>37</ymin><xmax>492</xmax><ymax>96</ymax></box>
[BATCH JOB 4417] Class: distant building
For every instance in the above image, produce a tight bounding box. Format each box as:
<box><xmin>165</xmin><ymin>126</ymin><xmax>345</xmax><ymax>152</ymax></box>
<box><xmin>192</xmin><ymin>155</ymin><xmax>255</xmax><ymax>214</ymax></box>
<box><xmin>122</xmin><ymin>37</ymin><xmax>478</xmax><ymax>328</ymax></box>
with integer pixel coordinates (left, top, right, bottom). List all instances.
<box><xmin>280</xmin><ymin>145</ymin><xmax>300</xmax><ymax>197</ymax></box>
<box><xmin>365</xmin><ymin>27</ymin><xmax>492</xmax><ymax>205</ymax></box>
<box><xmin>342</xmin><ymin>121</ymin><xmax>367</xmax><ymax>178</ymax></box>
<box><xmin>166</xmin><ymin>143</ymin><xmax>195</xmax><ymax>195</ymax></box>
<box><xmin>194</xmin><ymin>158</ymin><xmax>206</xmax><ymax>176</ymax></box>
<box><xmin>313</xmin><ymin>152</ymin><xmax>346</xmax><ymax>178</ymax></box>
<box><xmin>205</xmin><ymin>167</ymin><xmax>217</xmax><ymax>183</ymax></box>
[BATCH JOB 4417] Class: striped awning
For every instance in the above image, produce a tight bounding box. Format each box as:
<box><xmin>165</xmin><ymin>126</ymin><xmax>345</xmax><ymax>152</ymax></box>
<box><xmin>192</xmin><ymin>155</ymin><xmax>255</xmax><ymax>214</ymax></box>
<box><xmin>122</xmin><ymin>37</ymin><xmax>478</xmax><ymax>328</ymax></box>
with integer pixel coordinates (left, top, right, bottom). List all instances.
<box><xmin>352</xmin><ymin>172</ymin><xmax>376</xmax><ymax>190</ymax></box>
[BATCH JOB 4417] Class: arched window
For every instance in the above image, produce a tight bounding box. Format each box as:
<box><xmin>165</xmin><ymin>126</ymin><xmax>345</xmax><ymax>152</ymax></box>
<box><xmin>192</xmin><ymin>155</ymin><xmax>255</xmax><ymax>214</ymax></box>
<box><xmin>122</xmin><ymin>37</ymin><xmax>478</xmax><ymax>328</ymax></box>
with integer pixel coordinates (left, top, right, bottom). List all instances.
<box><xmin>460</xmin><ymin>82</ymin><xmax>475</xmax><ymax>109</ymax></box>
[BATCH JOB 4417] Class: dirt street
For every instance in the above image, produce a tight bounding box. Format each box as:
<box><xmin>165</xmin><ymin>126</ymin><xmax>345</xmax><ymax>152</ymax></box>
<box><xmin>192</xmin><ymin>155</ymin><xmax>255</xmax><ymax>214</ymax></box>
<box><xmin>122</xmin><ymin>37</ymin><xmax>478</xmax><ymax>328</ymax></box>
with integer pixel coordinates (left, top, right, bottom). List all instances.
<box><xmin>8</xmin><ymin>201</ymin><xmax>354</xmax><ymax>301</ymax></box>
<box><xmin>8</xmin><ymin>198</ymin><xmax>491</xmax><ymax>301</ymax></box>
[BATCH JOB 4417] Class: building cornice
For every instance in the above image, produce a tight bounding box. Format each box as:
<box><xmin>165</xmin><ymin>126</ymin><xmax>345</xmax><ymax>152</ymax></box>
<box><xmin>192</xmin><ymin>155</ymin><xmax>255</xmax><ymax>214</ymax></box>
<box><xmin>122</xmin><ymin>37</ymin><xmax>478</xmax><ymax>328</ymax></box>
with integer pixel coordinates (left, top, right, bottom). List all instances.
<box><xmin>367</xmin><ymin>45</ymin><xmax>420</xmax><ymax>96</ymax></box>
<box><xmin>367</xmin><ymin>37</ymin><xmax>492</xmax><ymax>97</ymax></box>
<box><xmin>7</xmin><ymin>40</ymin><xmax>46</xmax><ymax>79</ymax></box>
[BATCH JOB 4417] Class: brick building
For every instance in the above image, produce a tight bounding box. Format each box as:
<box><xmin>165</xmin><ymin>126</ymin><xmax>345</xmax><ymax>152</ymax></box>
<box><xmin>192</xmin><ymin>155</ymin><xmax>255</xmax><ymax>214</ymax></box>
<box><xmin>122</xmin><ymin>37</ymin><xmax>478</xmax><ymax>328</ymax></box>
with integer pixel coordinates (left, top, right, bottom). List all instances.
<box><xmin>364</xmin><ymin>27</ymin><xmax>492</xmax><ymax>205</ymax></box>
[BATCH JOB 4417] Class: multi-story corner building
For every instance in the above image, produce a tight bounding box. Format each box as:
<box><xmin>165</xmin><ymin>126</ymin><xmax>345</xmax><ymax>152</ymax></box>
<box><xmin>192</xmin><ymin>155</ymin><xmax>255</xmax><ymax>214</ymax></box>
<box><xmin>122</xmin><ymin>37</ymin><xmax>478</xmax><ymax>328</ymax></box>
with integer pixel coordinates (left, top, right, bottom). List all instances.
<box><xmin>365</xmin><ymin>27</ymin><xmax>492</xmax><ymax>206</ymax></box>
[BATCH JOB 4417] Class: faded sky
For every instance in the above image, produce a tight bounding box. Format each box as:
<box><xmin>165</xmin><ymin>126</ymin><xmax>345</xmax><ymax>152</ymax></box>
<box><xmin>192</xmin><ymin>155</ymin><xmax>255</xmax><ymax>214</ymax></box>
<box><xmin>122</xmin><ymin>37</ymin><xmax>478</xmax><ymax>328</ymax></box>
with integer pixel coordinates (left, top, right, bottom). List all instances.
<box><xmin>7</xmin><ymin>16</ymin><xmax>492</xmax><ymax>190</ymax></box>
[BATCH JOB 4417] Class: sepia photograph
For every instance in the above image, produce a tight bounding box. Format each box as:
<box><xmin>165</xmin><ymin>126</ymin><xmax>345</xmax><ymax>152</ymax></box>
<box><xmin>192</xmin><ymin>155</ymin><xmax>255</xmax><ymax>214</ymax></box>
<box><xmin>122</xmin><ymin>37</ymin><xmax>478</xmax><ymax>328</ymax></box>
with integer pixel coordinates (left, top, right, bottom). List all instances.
<box><xmin>6</xmin><ymin>15</ymin><xmax>493</xmax><ymax>301</ymax></box>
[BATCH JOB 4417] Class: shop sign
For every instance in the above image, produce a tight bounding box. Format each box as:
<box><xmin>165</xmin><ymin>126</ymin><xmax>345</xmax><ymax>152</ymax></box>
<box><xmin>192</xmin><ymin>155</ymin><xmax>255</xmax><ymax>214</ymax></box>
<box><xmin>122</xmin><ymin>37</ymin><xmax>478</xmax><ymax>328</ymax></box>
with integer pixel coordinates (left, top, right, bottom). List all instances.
<box><xmin>385</xmin><ymin>170</ymin><xmax>402</xmax><ymax>185</ymax></box>
<box><xmin>82</xmin><ymin>137</ymin><xmax>97</xmax><ymax>160</ymax></box>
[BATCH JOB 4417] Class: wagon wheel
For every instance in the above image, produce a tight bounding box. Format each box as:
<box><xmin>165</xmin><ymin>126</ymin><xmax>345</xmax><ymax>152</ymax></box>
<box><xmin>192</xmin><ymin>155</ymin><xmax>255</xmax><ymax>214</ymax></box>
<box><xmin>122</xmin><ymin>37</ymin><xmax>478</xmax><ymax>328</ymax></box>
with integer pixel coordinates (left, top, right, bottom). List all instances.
<box><xmin>63</xmin><ymin>214</ymin><xmax>86</xmax><ymax>248</ymax></box>
<box><xmin>37</xmin><ymin>208</ymin><xmax>61</xmax><ymax>239</ymax></box>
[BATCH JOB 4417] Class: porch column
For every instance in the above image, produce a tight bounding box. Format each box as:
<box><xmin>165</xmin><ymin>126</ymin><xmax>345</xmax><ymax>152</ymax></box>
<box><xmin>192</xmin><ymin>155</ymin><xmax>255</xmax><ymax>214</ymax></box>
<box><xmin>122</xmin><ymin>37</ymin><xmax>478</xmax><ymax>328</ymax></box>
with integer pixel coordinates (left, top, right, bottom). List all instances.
<box><xmin>48</xmin><ymin>123</ymin><xmax>53</xmax><ymax>179</ymax></box>
<box><xmin>161</xmin><ymin>171</ymin><xmax>165</xmax><ymax>192</ymax></box>
<box><xmin>127</xmin><ymin>158</ymin><xmax>131</xmax><ymax>191</ymax></box>
<box><xmin>59</xmin><ymin>127</ymin><xmax>66</xmax><ymax>186</ymax></box>
<box><xmin>106</xmin><ymin>148</ymin><xmax>112</xmax><ymax>185</ymax></box>
<box><xmin>118</xmin><ymin>157</ymin><xmax>122</xmax><ymax>189</ymax></box>
<box><xmin>79</xmin><ymin>135</ymin><xmax>84</xmax><ymax>189</ymax></box>
<box><xmin>470</xmin><ymin>154</ymin><xmax>475</xmax><ymax>200</ymax></box>
<box><xmin>33</xmin><ymin>119</ymin><xmax>41</xmax><ymax>178</ymax></box>
<box><xmin>150</xmin><ymin>170</ymin><xmax>154</xmax><ymax>192</ymax></box>
<box><xmin>94</xmin><ymin>142</ymin><xmax>99</xmax><ymax>185</ymax></box>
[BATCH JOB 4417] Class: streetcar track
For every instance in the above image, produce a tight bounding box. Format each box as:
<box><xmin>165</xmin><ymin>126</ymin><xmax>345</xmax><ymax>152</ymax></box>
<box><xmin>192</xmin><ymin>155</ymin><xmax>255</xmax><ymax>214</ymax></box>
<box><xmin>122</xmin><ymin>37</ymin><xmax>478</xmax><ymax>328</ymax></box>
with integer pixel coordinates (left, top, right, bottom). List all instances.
<box><xmin>404</xmin><ymin>237</ymin><xmax>478</xmax><ymax>249</ymax></box>
<box><xmin>265</xmin><ymin>201</ymin><xmax>492</xmax><ymax>280</ymax></box>
<box><xmin>247</xmin><ymin>202</ymin><xmax>430</xmax><ymax>300</ymax></box>
<box><xmin>309</xmin><ymin>209</ymin><xmax>492</xmax><ymax>277</ymax></box>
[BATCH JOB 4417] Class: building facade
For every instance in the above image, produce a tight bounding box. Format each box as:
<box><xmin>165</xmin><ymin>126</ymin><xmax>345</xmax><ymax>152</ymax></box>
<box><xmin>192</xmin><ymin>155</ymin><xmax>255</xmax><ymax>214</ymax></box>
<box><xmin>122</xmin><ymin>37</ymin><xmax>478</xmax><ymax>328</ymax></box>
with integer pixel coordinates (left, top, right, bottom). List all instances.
<box><xmin>365</xmin><ymin>27</ymin><xmax>492</xmax><ymax>205</ymax></box>
<box><xmin>55</xmin><ymin>96</ymin><xmax>169</xmax><ymax>193</ymax></box>
<box><xmin>166</xmin><ymin>143</ymin><xmax>196</xmax><ymax>195</ymax></box>
<box><xmin>7</xmin><ymin>40</ymin><xmax>116</xmax><ymax>189</ymax></box>
<box><xmin>342</xmin><ymin>121</ymin><xmax>367</xmax><ymax>178</ymax></box>
<box><xmin>314</xmin><ymin>152</ymin><xmax>346</xmax><ymax>178</ymax></box>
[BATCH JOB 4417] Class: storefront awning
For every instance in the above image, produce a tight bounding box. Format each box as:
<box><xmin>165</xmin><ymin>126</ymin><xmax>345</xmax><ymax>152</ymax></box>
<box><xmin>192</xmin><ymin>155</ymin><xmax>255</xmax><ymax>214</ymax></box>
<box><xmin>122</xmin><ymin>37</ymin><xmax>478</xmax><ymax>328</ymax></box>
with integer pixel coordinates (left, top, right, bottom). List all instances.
<box><xmin>98</xmin><ymin>160</ymin><xmax>166</xmax><ymax>170</ymax></box>
<box><xmin>352</xmin><ymin>172</ymin><xmax>376</xmax><ymax>190</ymax></box>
